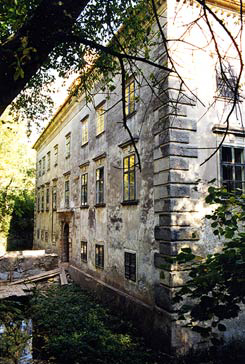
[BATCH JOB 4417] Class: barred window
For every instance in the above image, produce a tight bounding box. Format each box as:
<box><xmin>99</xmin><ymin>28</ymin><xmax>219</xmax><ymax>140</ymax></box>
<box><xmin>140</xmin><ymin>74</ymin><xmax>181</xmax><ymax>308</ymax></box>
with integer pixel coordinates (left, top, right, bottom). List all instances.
<box><xmin>65</xmin><ymin>180</ymin><xmax>70</xmax><ymax>208</ymax></box>
<box><xmin>125</xmin><ymin>252</ymin><xmax>136</xmax><ymax>282</ymax></box>
<box><xmin>123</xmin><ymin>155</ymin><xmax>136</xmax><ymax>201</ymax></box>
<box><xmin>125</xmin><ymin>78</ymin><xmax>135</xmax><ymax>116</ymax></box>
<box><xmin>81</xmin><ymin>173</ymin><xmax>88</xmax><ymax>206</ymax></box>
<box><xmin>81</xmin><ymin>117</ymin><xmax>88</xmax><ymax>145</ymax></box>
<box><xmin>221</xmin><ymin>146</ymin><xmax>245</xmax><ymax>192</ymax></box>
<box><xmin>95</xmin><ymin>244</ymin><xmax>104</xmax><ymax>269</ymax></box>
<box><xmin>96</xmin><ymin>167</ymin><xmax>104</xmax><ymax>204</ymax></box>
<box><xmin>81</xmin><ymin>241</ymin><xmax>87</xmax><ymax>262</ymax></box>
<box><xmin>96</xmin><ymin>103</ymin><xmax>105</xmax><ymax>136</ymax></box>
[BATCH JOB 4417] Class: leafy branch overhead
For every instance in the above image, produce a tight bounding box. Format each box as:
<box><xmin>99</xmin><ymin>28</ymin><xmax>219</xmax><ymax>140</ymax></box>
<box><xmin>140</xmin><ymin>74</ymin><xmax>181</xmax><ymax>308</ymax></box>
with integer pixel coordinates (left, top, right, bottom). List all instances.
<box><xmin>174</xmin><ymin>187</ymin><xmax>245</xmax><ymax>346</ymax></box>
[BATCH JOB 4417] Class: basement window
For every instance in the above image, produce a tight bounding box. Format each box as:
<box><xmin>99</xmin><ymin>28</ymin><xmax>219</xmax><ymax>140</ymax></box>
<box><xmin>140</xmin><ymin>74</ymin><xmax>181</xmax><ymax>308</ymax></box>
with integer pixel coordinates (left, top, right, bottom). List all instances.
<box><xmin>81</xmin><ymin>241</ymin><xmax>87</xmax><ymax>262</ymax></box>
<box><xmin>95</xmin><ymin>244</ymin><xmax>104</xmax><ymax>269</ymax></box>
<box><xmin>125</xmin><ymin>252</ymin><xmax>136</xmax><ymax>282</ymax></box>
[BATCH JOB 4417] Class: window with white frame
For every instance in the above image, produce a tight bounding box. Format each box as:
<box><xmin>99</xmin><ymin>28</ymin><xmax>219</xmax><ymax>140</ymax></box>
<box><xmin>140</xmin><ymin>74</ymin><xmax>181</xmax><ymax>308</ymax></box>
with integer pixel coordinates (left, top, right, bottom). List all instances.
<box><xmin>221</xmin><ymin>146</ymin><xmax>245</xmax><ymax>192</ymax></box>
<box><xmin>81</xmin><ymin>117</ymin><xmax>88</xmax><ymax>145</ymax></box>
<box><xmin>96</xmin><ymin>103</ymin><xmax>105</xmax><ymax>136</ymax></box>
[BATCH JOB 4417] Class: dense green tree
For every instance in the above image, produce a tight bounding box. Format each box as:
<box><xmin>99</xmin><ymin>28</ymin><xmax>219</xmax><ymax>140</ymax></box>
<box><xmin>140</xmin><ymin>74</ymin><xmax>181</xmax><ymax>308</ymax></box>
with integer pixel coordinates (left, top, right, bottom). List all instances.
<box><xmin>0</xmin><ymin>117</ymin><xmax>35</xmax><ymax>253</ymax></box>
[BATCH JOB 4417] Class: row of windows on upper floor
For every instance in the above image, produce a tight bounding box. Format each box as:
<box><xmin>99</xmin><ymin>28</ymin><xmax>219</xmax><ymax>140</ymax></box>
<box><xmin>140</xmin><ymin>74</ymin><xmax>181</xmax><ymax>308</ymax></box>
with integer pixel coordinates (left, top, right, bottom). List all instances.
<box><xmin>37</xmin><ymin>79</ymin><xmax>136</xmax><ymax>178</ymax></box>
<box><xmin>37</xmin><ymin>154</ymin><xmax>137</xmax><ymax>212</ymax></box>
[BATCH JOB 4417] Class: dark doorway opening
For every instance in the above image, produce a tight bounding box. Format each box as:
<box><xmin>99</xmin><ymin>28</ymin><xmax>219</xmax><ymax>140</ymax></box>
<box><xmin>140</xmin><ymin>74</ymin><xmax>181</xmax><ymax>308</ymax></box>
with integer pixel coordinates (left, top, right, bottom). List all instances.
<box><xmin>63</xmin><ymin>223</ymin><xmax>69</xmax><ymax>262</ymax></box>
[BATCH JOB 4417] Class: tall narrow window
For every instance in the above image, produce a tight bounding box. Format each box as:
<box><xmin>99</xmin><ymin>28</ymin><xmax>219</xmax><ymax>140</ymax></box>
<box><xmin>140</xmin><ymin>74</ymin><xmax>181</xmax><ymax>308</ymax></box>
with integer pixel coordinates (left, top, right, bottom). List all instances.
<box><xmin>221</xmin><ymin>146</ymin><xmax>245</xmax><ymax>192</ymax></box>
<box><xmin>81</xmin><ymin>173</ymin><xmax>88</xmax><ymax>206</ymax></box>
<box><xmin>42</xmin><ymin>156</ymin><xmax>46</xmax><ymax>175</ymax></box>
<box><xmin>41</xmin><ymin>189</ymin><xmax>44</xmax><ymax>212</ymax></box>
<box><xmin>123</xmin><ymin>155</ymin><xmax>136</xmax><ymax>201</ymax></box>
<box><xmin>125</xmin><ymin>78</ymin><xmax>135</xmax><ymax>116</ymax></box>
<box><xmin>95</xmin><ymin>244</ymin><xmax>104</xmax><ymax>269</ymax></box>
<box><xmin>38</xmin><ymin>160</ymin><xmax>42</xmax><ymax>177</ymax></box>
<box><xmin>54</xmin><ymin>145</ymin><xmax>58</xmax><ymax>166</ymax></box>
<box><xmin>81</xmin><ymin>241</ymin><xmax>87</xmax><ymax>262</ymax></box>
<box><xmin>81</xmin><ymin>117</ymin><xmax>88</xmax><ymax>145</ymax></box>
<box><xmin>65</xmin><ymin>134</ymin><xmax>71</xmax><ymax>158</ymax></box>
<box><xmin>46</xmin><ymin>187</ymin><xmax>49</xmax><ymax>211</ymax></box>
<box><xmin>52</xmin><ymin>186</ymin><xmax>57</xmax><ymax>210</ymax></box>
<box><xmin>65</xmin><ymin>180</ymin><xmax>70</xmax><ymax>208</ymax></box>
<box><xmin>96</xmin><ymin>104</ymin><xmax>105</xmax><ymax>135</ymax></box>
<box><xmin>45</xmin><ymin>231</ymin><xmax>48</xmax><ymax>242</ymax></box>
<box><xmin>47</xmin><ymin>152</ymin><xmax>51</xmax><ymax>171</ymax></box>
<box><xmin>125</xmin><ymin>252</ymin><xmax>136</xmax><ymax>282</ymax></box>
<box><xmin>96</xmin><ymin>167</ymin><xmax>104</xmax><ymax>204</ymax></box>
<box><xmin>37</xmin><ymin>193</ymin><xmax>40</xmax><ymax>213</ymax></box>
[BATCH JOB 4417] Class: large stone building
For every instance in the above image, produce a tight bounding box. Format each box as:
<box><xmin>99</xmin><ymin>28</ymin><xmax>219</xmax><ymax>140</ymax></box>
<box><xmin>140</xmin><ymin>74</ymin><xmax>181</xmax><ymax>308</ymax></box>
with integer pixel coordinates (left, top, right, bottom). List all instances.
<box><xmin>33</xmin><ymin>0</ymin><xmax>245</xmax><ymax>353</ymax></box>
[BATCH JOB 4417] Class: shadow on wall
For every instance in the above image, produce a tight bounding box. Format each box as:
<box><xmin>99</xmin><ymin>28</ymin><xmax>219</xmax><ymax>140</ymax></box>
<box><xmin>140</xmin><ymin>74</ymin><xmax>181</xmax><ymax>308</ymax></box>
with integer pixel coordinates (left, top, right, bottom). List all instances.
<box><xmin>7</xmin><ymin>191</ymin><xmax>34</xmax><ymax>251</ymax></box>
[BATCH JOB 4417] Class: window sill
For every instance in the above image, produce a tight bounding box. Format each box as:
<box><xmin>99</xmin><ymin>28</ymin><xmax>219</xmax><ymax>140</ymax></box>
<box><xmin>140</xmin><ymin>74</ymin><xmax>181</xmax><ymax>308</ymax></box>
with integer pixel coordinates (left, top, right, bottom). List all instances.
<box><xmin>126</xmin><ymin>110</ymin><xmax>137</xmax><ymax>119</ymax></box>
<box><xmin>121</xmin><ymin>200</ymin><xmax>139</xmax><ymax>206</ymax></box>
<box><xmin>94</xmin><ymin>203</ymin><xmax>106</xmax><ymax>208</ymax></box>
<box><xmin>80</xmin><ymin>205</ymin><xmax>89</xmax><ymax>209</ymax></box>
<box><xmin>96</xmin><ymin>130</ymin><xmax>105</xmax><ymax>138</ymax></box>
<box><xmin>81</xmin><ymin>142</ymin><xmax>88</xmax><ymax>148</ymax></box>
<box><xmin>95</xmin><ymin>265</ymin><xmax>104</xmax><ymax>270</ymax></box>
<box><xmin>81</xmin><ymin>259</ymin><xmax>87</xmax><ymax>263</ymax></box>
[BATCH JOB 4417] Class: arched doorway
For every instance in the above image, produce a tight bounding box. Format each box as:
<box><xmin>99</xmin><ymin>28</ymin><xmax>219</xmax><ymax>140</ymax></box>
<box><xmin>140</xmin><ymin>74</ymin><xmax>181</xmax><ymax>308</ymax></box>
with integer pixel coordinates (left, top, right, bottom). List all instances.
<box><xmin>63</xmin><ymin>223</ymin><xmax>69</xmax><ymax>262</ymax></box>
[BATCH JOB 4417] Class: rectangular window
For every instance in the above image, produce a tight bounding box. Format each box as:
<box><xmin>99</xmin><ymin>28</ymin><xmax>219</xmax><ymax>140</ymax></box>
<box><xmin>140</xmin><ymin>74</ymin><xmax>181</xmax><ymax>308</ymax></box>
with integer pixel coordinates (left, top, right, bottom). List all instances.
<box><xmin>54</xmin><ymin>145</ymin><xmax>58</xmax><ymax>166</ymax></box>
<box><xmin>125</xmin><ymin>252</ymin><xmax>136</xmax><ymax>282</ymax></box>
<box><xmin>65</xmin><ymin>134</ymin><xmax>71</xmax><ymax>158</ymax></box>
<box><xmin>81</xmin><ymin>117</ymin><xmax>88</xmax><ymax>145</ymax></box>
<box><xmin>81</xmin><ymin>173</ymin><xmax>88</xmax><ymax>206</ymax></box>
<box><xmin>95</xmin><ymin>244</ymin><xmax>104</xmax><ymax>269</ymax></box>
<box><xmin>41</xmin><ymin>230</ymin><xmax>44</xmax><ymax>240</ymax></box>
<box><xmin>96</xmin><ymin>167</ymin><xmax>104</xmax><ymax>204</ymax></box>
<box><xmin>42</xmin><ymin>156</ymin><xmax>46</xmax><ymax>175</ymax></box>
<box><xmin>46</xmin><ymin>187</ymin><xmax>49</xmax><ymax>211</ymax></box>
<box><xmin>52</xmin><ymin>186</ymin><xmax>57</xmax><ymax>210</ymax></box>
<box><xmin>216</xmin><ymin>62</ymin><xmax>237</xmax><ymax>99</ymax></box>
<box><xmin>221</xmin><ymin>146</ymin><xmax>245</xmax><ymax>192</ymax></box>
<box><xmin>96</xmin><ymin>104</ymin><xmax>105</xmax><ymax>136</ymax></box>
<box><xmin>37</xmin><ymin>193</ymin><xmax>40</xmax><ymax>213</ymax></box>
<box><xmin>65</xmin><ymin>180</ymin><xmax>70</xmax><ymax>208</ymax></box>
<box><xmin>125</xmin><ymin>78</ymin><xmax>135</xmax><ymax>116</ymax></box>
<box><xmin>45</xmin><ymin>231</ymin><xmax>48</xmax><ymax>242</ymax></box>
<box><xmin>47</xmin><ymin>152</ymin><xmax>51</xmax><ymax>171</ymax></box>
<box><xmin>37</xmin><ymin>229</ymin><xmax>40</xmax><ymax>239</ymax></box>
<box><xmin>123</xmin><ymin>155</ymin><xmax>136</xmax><ymax>201</ymax></box>
<box><xmin>38</xmin><ymin>160</ymin><xmax>42</xmax><ymax>177</ymax></box>
<box><xmin>41</xmin><ymin>190</ymin><xmax>44</xmax><ymax>212</ymax></box>
<box><xmin>81</xmin><ymin>241</ymin><xmax>87</xmax><ymax>262</ymax></box>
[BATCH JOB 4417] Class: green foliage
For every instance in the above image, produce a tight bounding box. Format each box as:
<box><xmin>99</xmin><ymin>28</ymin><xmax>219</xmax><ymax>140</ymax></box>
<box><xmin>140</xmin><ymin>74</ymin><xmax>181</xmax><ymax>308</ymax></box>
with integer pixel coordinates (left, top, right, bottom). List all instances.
<box><xmin>30</xmin><ymin>285</ymin><xmax>159</xmax><ymax>364</ymax></box>
<box><xmin>0</xmin><ymin>299</ymin><xmax>31</xmax><ymax>364</ymax></box>
<box><xmin>174</xmin><ymin>187</ymin><xmax>245</xmax><ymax>345</ymax></box>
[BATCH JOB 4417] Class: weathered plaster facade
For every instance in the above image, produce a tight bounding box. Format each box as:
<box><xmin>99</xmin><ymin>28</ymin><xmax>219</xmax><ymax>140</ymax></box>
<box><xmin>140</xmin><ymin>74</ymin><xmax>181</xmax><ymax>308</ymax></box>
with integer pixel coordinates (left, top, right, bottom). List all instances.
<box><xmin>33</xmin><ymin>0</ymin><xmax>245</xmax><ymax>353</ymax></box>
